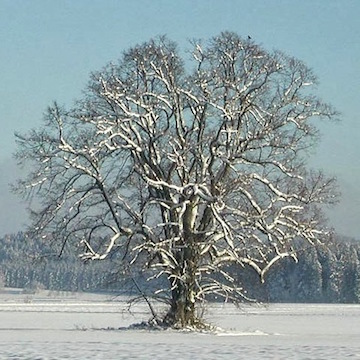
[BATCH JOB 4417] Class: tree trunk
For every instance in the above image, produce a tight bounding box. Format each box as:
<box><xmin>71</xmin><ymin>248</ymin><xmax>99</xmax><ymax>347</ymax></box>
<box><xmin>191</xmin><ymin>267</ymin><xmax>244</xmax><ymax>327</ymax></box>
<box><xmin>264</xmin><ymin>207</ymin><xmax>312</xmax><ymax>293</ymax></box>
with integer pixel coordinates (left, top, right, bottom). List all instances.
<box><xmin>164</xmin><ymin>278</ymin><xmax>196</xmax><ymax>327</ymax></box>
<box><xmin>163</xmin><ymin>247</ymin><xmax>199</xmax><ymax>328</ymax></box>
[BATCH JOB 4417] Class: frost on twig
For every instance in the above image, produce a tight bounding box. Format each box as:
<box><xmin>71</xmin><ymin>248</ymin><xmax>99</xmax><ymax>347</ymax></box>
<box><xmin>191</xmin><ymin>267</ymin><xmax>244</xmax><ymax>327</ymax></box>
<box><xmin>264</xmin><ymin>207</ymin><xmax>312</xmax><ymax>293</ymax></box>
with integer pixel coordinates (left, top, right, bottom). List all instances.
<box><xmin>13</xmin><ymin>32</ymin><xmax>338</xmax><ymax>328</ymax></box>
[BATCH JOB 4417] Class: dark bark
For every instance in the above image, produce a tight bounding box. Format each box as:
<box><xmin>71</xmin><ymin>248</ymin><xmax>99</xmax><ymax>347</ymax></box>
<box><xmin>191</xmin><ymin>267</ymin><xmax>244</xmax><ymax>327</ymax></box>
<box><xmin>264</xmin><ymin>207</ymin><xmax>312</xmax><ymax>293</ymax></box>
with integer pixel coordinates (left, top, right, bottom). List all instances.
<box><xmin>164</xmin><ymin>278</ymin><xmax>196</xmax><ymax>327</ymax></box>
<box><xmin>163</xmin><ymin>246</ymin><xmax>200</xmax><ymax>327</ymax></box>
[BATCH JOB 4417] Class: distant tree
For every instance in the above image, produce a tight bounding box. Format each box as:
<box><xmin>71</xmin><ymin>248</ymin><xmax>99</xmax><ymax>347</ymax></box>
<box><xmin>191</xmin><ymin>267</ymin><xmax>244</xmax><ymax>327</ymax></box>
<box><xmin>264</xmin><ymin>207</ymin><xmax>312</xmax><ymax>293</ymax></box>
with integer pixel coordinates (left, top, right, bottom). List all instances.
<box><xmin>338</xmin><ymin>244</ymin><xmax>360</xmax><ymax>303</ymax></box>
<box><xmin>14</xmin><ymin>32</ymin><xmax>338</xmax><ymax>328</ymax></box>
<box><xmin>265</xmin><ymin>245</ymin><xmax>323</xmax><ymax>303</ymax></box>
<box><xmin>265</xmin><ymin>257</ymin><xmax>293</xmax><ymax>302</ymax></box>
<box><xmin>317</xmin><ymin>244</ymin><xmax>341</xmax><ymax>302</ymax></box>
<box><xmin>0</xmin><ymin>270</ymin><xmax>5</xmax><ymax>290</ymax></box>
<box><xmin>291</xmin><ymin>246</ymin><xmax>323</xmax><ymax>302</ymax></box>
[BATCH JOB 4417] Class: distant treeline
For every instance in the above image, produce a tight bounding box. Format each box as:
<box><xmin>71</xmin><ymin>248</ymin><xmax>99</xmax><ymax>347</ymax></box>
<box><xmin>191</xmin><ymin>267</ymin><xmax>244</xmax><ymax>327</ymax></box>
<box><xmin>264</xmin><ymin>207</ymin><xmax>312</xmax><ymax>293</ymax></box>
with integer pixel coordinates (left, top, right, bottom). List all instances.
<box><xmin>235</xmin><ymin>237</ymin><xmax>360</xmax><ymax>303</ymax></box>
<box><xmin>0</xmin><ymin>232</ymin><xmax>116</xmax><ymax>293</ymax></box>
<box><xmin>0</xmin><ymin>232</ymin><xmax>359</xmax><ymax>303</ymax></box>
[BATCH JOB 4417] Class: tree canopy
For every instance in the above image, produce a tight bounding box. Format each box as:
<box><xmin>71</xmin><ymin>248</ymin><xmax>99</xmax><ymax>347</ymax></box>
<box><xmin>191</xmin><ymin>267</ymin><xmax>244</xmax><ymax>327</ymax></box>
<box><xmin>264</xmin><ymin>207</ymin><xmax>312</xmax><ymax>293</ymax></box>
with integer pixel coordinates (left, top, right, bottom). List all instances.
<box><xmin>14</xmin><ymin>32</ymin><xmax>338</xmax><ymax>328</ymax></box>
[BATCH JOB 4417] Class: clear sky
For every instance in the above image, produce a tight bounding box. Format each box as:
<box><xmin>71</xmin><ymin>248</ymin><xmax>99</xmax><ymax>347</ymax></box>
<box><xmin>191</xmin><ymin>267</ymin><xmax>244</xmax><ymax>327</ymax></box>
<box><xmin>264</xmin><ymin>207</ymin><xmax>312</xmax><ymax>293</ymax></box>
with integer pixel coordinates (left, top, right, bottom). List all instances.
<box><xmin>0</xmin><ymin>0</ymin><xmax>359</xmax><ymax>238</ymax></box>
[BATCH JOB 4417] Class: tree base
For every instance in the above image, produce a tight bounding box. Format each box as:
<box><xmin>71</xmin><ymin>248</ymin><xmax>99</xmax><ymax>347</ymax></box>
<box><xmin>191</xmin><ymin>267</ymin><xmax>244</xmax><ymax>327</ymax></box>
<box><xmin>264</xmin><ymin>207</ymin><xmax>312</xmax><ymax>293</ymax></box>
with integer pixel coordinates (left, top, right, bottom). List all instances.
<box><xmin>124</xmin><ymin>316</ymin><xmax>215</xmax><ymax>332</ymax></box>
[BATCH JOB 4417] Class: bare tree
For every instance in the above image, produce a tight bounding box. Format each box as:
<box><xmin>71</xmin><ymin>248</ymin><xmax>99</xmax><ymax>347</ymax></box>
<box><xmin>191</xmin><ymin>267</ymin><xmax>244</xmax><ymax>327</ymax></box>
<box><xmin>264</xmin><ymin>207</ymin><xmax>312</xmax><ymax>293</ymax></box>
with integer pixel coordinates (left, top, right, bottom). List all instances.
<box><xmin>14</xmin><ymin>32</ymin><xmax>338</xmax><ymax>328</ymax></box>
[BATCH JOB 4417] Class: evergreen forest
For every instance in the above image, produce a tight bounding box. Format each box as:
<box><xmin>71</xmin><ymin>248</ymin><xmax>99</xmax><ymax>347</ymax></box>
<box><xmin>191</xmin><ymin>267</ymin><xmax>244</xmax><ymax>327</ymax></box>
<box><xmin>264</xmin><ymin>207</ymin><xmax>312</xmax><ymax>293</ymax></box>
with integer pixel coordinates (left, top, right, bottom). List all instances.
<box><xmin>0</xmin><ymin>232</ymin><xmax>359</xmax><ymax>303</ymax></box>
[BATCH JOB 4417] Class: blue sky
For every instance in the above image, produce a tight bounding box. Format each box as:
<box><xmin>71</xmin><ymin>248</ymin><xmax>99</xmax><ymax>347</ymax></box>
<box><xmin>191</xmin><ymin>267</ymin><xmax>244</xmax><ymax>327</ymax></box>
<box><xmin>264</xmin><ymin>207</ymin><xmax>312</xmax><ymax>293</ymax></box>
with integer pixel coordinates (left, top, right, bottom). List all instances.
<box><xmin>0</xmin><ymin>0</ymin><xmax>359</xmax><ymax>237</ymax></box>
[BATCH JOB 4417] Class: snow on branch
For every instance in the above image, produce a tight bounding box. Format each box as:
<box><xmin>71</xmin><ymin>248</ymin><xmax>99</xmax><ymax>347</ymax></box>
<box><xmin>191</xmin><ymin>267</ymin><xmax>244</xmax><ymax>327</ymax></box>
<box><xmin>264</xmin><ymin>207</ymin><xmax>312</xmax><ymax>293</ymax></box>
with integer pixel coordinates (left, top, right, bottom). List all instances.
<box><xmin>14</xmin><ymin>33</ymin><xmax>338</xmax><ymax>326</ymax></box>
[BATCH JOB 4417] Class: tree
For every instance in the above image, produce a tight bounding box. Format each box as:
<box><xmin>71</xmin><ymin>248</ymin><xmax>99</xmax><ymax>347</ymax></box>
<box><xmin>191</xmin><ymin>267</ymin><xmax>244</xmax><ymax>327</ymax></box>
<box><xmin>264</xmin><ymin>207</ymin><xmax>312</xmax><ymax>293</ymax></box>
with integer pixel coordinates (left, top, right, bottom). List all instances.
<box><xmin>14</xmin><ymin>32</ymin><xmax>338</xmax><ymax>328</ymax></box>
<box><xmin>317</xmin><ymin>242</ymin><xmax>341</xmax><ymax>302</ymax></box>
<box><xmin>337</xmin><ymin>244</ymin><xmax>360</xmax><ymax>303</ymax></box>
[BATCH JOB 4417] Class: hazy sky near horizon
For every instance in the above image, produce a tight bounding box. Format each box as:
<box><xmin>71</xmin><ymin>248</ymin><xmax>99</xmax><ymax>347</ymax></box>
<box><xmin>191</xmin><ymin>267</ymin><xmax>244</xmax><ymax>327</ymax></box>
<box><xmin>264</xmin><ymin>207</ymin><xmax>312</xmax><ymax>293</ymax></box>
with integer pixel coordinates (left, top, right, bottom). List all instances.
<box><xmin>0</xmin><ymin>0</ymin><xmax>359</xmax><ymax>237</ymax></box>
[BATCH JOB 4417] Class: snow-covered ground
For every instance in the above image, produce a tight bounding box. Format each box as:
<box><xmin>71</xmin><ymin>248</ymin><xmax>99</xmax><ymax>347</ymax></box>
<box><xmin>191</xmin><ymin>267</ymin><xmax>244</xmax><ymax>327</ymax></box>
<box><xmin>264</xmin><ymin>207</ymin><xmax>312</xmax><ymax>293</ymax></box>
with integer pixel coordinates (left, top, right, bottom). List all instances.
<box><xmin>0</xmin><ymin>289</ymin><xmax>359</xmax><ymax>359</ymax></box>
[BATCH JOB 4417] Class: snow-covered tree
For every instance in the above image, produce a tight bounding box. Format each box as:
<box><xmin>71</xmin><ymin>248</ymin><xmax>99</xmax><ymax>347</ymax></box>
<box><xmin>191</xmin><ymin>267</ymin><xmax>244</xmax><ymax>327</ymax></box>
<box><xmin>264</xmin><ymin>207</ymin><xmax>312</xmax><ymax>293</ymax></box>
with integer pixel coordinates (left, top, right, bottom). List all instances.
<box><xmin>337</xmin><ymin>244</ymin><xmax>360</xmax><ymax>303</ymax></box>
<box><xmin>14</xmin><ymin>32</ymin><xmax>338</xmax><ymax>328</ymax></box>
<box><xmin>317</xmin><ymin>244</ymin><xmax>341</xmax><ymax>302</ymax></box>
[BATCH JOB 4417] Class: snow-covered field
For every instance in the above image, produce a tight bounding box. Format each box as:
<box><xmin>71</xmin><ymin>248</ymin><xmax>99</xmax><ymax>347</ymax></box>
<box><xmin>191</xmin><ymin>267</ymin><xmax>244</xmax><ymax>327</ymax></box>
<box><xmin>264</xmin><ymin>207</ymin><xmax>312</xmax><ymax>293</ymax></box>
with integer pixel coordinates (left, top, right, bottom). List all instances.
<box><xmin>0</xmin><ymin>289</ymin><xmax>359</xmax><ymax>359</ymax></box>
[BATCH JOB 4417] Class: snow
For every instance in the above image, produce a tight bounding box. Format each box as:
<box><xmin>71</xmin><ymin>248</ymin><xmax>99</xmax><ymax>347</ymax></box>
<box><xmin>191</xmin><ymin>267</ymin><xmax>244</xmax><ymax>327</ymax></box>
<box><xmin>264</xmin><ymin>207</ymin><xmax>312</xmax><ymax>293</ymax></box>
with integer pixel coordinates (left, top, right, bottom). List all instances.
<box><xmin>0</xmin><ymin>289</ymin><xmax>360</xmax><ymax>359</ymax></box>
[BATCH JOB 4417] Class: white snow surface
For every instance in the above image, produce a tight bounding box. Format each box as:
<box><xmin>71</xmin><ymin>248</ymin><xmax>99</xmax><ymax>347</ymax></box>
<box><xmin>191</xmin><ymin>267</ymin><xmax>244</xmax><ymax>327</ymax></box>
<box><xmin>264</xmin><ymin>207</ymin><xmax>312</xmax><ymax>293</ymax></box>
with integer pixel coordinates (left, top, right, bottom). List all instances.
<box><xmin>0</xmin><ymin>289</ymin><xmax>360</xmax><ymax>359</ymax></box>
